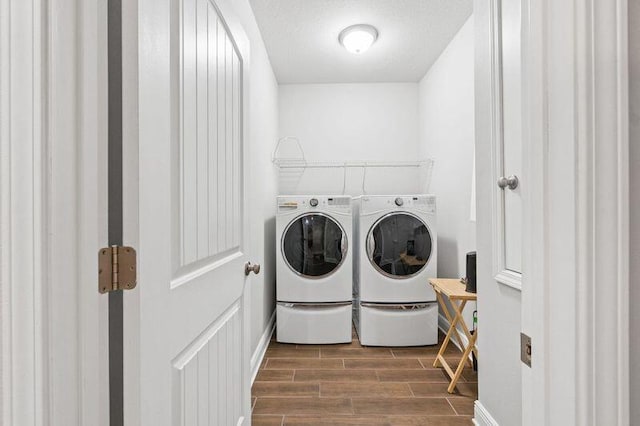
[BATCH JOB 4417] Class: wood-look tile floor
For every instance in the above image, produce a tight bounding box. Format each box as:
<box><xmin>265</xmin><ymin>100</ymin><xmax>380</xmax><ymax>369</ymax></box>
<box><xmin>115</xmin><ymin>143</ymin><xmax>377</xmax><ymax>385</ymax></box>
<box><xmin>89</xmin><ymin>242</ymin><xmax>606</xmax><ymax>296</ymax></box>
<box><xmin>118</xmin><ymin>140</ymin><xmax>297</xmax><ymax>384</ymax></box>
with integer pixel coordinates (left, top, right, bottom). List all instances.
<box><xmin>251</xmin><ymin>328</ymin><xmax>477</xmax><ymax>426</ymax></box>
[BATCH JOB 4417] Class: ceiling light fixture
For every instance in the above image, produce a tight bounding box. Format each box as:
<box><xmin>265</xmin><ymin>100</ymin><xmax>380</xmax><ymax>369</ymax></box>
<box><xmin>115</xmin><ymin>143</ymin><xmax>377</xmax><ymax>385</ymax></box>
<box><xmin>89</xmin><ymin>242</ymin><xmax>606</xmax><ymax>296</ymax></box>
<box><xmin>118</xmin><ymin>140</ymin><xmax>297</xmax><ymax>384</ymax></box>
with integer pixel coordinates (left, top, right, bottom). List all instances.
<box><xmin>338</xmin><ymin>24</ymin><xmax>378</xmax><ymax>54</ymax></box>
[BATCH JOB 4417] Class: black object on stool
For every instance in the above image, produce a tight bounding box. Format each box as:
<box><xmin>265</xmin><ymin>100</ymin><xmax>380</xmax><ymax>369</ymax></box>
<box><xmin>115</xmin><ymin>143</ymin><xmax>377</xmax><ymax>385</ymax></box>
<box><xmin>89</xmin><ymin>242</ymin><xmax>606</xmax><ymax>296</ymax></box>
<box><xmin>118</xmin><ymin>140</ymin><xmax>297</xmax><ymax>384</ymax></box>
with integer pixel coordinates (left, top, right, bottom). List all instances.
<box><xmin>465</xmin><ymin>251</ymin><xmax>477</xmax><ymax>293</ymax></box>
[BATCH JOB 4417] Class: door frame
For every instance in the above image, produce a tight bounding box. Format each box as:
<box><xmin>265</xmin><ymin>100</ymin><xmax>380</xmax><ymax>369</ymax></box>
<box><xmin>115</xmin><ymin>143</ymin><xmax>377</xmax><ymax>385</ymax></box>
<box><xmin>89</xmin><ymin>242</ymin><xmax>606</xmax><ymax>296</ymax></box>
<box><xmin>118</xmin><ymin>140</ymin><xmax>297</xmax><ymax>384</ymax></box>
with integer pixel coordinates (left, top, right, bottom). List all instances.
<box><xmin>0</xmin><ymin>0</ymin><xmax>109</xmax><ymax>425</ymax></box>
<box><xmin>519</xmin><ymin>0</ymin><xmax>629</xmax><ymax>424</ymax></box>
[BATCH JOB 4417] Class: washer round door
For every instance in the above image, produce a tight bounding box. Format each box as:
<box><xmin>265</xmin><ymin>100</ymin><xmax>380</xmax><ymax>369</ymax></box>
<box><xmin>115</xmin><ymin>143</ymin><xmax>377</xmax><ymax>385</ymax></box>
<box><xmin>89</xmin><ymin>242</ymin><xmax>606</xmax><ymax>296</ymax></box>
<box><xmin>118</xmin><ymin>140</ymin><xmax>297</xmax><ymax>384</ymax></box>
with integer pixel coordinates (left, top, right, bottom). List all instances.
<box><xmin>282</xmin><ymin>213</ymin><xmax>347</xmax><ymax>278</ymax></box>
<box><xmin>366</xmin><ymin>212</ymin><xmax>433</xmax><ymax>278</ymax></box>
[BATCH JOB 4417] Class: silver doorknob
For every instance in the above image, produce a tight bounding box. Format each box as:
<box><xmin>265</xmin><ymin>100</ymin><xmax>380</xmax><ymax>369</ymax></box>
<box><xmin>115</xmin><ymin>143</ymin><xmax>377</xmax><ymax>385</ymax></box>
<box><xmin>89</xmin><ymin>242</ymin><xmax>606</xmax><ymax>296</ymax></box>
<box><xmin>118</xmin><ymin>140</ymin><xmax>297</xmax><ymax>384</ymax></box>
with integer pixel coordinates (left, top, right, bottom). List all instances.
<box><xmin>245</xmin><ymin>262</ymin><xmax>261</xmax><ymax>276</ymax></box>
<box><xmin>497</xmin><ymin>175</ymin><xmax>519</xmax><ymax>190</ymax></box>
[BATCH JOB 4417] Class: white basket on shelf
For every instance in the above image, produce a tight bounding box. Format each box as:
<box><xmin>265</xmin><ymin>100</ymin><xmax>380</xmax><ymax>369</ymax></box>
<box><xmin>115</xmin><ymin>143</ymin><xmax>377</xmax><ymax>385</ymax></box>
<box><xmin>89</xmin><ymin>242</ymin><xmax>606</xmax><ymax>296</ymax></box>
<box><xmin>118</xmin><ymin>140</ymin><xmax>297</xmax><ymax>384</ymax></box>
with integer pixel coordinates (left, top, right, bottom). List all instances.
<box><xmin>418</xmin><ymin>158</ymin><xmax>435</xmax><ymax>194</ymax></box>
<box><xmin>272</xmin><ymin>137</ymin><xmax>307</xmax><ymax>193</ymax></box>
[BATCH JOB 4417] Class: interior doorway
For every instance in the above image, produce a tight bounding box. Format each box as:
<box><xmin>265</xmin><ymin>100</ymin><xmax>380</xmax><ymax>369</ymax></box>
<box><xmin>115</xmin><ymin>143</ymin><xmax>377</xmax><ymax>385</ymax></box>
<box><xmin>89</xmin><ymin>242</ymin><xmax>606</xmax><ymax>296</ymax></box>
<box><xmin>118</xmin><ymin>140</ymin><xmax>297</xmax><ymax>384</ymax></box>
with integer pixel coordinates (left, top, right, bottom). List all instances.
<box><xmin>249</xmin><ymin>1</ymin><xmax>483</xmax><ymax>424</ymax></box>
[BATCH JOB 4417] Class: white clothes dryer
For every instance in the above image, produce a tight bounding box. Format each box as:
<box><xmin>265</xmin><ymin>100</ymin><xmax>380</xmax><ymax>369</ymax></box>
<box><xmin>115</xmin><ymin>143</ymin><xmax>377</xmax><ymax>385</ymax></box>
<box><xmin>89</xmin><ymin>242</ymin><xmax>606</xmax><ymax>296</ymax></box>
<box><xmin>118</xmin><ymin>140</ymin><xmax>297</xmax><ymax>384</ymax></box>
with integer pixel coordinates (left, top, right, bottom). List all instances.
<box><xmin>353</xmin><ymin>195</ymin><xmax>439</xmax><ymax>346</ymax></box>
<box><xmin>276</xmin><ymin>195</ymin><xmax>352</xmax><ymax>344</ymax></box>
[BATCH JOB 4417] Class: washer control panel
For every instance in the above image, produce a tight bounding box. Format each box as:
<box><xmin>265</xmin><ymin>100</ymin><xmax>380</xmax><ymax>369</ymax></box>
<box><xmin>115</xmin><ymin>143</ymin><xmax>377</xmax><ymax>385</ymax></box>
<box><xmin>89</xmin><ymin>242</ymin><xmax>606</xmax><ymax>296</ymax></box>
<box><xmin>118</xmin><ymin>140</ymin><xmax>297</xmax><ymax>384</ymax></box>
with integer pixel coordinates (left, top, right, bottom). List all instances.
<box><xmin>277</xmin><ymin>196</ymin><xmax>352</xmax><ymax>212</ymax></box>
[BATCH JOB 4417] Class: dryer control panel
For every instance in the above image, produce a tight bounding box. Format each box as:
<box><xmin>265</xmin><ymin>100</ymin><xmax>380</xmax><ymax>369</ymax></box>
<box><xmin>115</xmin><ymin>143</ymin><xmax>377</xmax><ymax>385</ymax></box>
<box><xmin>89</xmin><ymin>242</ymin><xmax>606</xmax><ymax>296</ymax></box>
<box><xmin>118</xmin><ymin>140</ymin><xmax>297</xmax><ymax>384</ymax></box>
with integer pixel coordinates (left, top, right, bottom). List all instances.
<box><xmin>360</xmin><ymin>195</ymin><xmax>436</xmax><ymax>214</ymax></box>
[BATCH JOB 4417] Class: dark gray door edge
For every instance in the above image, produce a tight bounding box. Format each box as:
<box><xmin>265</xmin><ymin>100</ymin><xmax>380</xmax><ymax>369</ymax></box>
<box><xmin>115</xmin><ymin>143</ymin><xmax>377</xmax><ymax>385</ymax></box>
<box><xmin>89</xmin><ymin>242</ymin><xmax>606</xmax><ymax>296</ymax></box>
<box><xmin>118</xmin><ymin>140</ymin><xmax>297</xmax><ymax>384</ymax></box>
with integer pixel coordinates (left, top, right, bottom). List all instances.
<box><xmin>108</xmin><ymin>0</ymin><xmax>124</xmax><ymax>425</ymax></box>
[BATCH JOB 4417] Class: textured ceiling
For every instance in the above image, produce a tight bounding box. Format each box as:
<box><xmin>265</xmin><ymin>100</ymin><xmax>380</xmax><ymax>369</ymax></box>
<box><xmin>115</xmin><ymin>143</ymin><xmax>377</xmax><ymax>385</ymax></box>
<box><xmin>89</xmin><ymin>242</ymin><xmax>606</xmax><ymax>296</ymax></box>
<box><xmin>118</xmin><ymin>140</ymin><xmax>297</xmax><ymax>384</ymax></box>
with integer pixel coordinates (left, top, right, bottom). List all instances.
<box><xmin>249</xmin><ymin>0</ymin><xmax>473</xmax><ymax>83</ymax></box>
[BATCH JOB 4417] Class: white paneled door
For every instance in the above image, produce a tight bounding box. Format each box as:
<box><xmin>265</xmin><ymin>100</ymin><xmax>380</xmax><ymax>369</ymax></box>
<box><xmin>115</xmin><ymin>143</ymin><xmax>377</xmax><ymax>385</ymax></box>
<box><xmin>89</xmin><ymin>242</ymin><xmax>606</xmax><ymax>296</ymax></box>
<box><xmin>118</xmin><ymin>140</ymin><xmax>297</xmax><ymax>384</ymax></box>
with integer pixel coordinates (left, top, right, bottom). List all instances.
<box><xmin>129</xmin><ymin>0</ymin><xmax>252</xmax><ymax>424</ymax></box>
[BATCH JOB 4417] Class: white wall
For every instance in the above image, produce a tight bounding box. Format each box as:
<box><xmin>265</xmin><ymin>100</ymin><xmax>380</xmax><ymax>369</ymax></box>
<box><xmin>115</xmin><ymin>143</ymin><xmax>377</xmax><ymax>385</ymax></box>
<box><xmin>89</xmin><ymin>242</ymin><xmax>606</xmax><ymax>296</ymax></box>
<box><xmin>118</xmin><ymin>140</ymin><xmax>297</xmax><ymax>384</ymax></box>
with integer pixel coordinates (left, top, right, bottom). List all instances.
<box><xmin>419</xmin><ymin>17</ymin><xmax>476</xmax><ymax>286</ymax></box>
<box><xmin>630</xmin><ymin>0</ymin><xmax>640</xmax><ymax>417</ymax></box>
<box><xmin>234</xmin><ymin>0</ymin><xmax>279</xmax><ymax>361</ymax></box>
<box><xmin>278</xmin><ymin>83</ymin><xmax>427</xmax><ymax>196</ymax></box>
<box><xmin>418</xmin><ymin>16</ymin><xmax>477</xmax><ymax>357</ymax></box>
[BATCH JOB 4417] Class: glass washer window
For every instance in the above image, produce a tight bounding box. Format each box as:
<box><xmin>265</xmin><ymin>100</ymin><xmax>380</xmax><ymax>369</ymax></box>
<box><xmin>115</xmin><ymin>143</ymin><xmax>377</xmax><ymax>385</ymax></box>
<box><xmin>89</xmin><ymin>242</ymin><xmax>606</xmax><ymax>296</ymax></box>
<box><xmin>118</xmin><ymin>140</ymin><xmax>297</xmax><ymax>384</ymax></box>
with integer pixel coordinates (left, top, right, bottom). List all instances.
<box><xmin>282</xmin><ymin>213</ymin><xmax>346</xmax><ymax>278</ymax></box>
<box><xmin>367</xmin><ymin>212</ymin><xmax>432</xmax><ymax>278</ymax></box>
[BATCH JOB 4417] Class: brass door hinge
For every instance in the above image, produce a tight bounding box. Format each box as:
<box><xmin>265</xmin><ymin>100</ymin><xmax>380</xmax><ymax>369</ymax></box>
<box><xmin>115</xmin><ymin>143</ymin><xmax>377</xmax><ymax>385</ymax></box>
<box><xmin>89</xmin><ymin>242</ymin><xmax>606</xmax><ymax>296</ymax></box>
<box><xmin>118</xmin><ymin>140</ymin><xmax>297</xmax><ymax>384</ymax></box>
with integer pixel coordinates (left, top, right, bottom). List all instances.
<box><xmin>520</xmin><ymin>332</ymin><xmax>532</xmax><ymax>367</ymax></box>
<box><xmin>98</xmin><ymin>246</ymin><xmax>137</xmax><ymax>293</ymax></box>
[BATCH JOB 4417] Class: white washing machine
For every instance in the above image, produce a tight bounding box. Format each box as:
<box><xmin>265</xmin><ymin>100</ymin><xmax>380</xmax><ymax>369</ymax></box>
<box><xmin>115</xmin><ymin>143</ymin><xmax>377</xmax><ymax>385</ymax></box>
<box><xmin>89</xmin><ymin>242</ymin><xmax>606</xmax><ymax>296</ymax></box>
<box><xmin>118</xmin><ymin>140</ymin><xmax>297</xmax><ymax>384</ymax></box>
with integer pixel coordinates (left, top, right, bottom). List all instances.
<box><xmin>276</xmin><ymin>195</ymin><xmax>352</xmax><ymax>344</ymax></box>
<box><xmin>353</xmin><ymin>195</ymin><xmax>438</xmax><ymax>347</ymax></box>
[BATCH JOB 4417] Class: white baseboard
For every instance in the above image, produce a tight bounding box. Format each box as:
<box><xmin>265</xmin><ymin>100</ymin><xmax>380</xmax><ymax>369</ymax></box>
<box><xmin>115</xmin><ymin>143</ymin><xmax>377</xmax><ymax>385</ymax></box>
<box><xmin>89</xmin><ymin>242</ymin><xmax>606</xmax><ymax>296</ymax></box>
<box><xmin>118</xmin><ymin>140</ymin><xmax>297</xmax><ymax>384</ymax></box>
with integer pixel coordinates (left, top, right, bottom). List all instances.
<box><xmin>250</xmin><ymin>310</ymin><xmax>276</xmax><ymax>385</ymax></box>
<box><xmin>473</xmin><ymin>401</ymin><xmax>499</xmax><ymax>426</ymax></box>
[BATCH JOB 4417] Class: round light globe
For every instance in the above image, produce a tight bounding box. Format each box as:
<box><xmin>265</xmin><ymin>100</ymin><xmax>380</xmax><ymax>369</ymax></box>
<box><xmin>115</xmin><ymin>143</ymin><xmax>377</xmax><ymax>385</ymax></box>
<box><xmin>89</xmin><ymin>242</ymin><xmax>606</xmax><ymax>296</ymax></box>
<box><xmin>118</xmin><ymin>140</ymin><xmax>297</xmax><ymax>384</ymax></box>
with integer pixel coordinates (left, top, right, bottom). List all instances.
<box><xmin>339</xmin><ymin>24</ymin><xmax>378</xmax><ymax>54</ymax></box>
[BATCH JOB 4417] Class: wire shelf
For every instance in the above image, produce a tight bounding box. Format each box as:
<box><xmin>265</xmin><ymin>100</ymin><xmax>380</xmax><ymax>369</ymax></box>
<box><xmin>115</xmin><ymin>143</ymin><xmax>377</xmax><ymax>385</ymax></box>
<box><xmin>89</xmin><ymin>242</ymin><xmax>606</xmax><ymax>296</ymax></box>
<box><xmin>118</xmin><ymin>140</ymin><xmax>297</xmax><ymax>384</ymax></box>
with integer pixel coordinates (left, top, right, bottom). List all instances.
<box><xmin>272</xmin><ymin>137</ymin><xmax>434</xmax><ymax>194</ymax></box>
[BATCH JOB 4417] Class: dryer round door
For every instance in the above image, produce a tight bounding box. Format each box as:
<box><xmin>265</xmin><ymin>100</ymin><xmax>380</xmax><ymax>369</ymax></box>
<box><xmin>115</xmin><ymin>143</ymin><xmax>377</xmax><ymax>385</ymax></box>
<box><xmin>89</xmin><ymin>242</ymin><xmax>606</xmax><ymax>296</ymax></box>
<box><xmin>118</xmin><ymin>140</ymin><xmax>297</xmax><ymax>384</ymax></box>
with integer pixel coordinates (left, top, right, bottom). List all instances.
<box><xmin>282</xmin><ymin>213</ymin><xmax>348</xmax><ymax>279</ymax></box>
<box><xmin>366</xmin><ymin>212</ymin><xmax>433</xmax><ymax>279</ymax></box>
